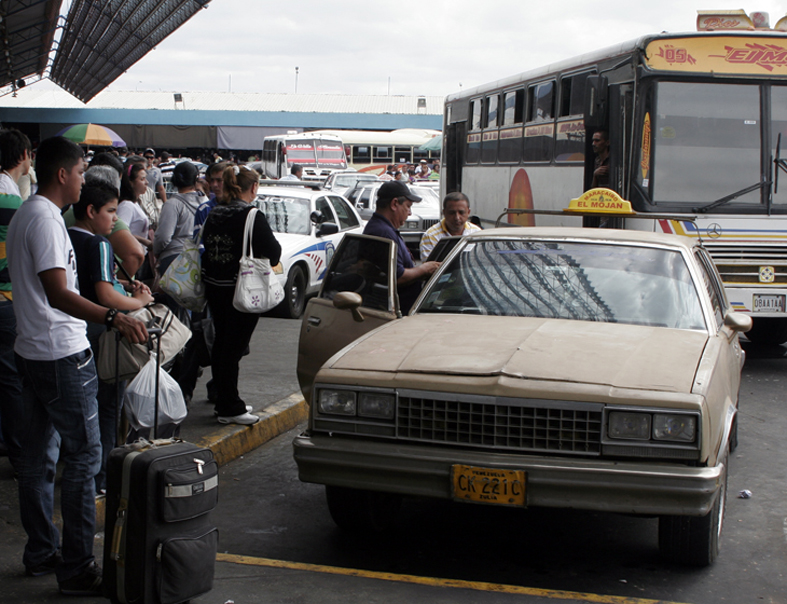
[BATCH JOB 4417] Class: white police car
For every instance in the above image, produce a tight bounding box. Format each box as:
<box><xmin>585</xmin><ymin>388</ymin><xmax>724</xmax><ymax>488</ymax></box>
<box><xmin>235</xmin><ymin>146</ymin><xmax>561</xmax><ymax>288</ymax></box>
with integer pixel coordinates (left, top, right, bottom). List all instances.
<box><xmin>253</xmin><ymin>185</ymin><xmax>364</xmax><ymax>318</ymax></box>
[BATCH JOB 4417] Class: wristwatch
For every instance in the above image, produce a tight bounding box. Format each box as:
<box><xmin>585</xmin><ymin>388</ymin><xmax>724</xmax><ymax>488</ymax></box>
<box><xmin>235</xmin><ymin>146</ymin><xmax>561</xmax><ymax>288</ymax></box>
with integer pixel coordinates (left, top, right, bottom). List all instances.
<box><xmin>104</xmin><ymin>308</ymin><xmax>118</xmax><ymax>328</ymax></box>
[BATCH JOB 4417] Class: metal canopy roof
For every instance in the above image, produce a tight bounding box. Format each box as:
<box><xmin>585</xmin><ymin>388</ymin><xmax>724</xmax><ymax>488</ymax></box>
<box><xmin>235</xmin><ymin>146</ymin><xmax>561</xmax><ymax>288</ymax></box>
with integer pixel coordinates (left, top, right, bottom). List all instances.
<box><xmin>50</xmin><ymin>0</ymin><xmax>211</xmax><ymax>102</ymax></box>
<box><xmin>0</xmin><ymin>0</ymin><xmax>60</xmax><ymax>94</ymax></box>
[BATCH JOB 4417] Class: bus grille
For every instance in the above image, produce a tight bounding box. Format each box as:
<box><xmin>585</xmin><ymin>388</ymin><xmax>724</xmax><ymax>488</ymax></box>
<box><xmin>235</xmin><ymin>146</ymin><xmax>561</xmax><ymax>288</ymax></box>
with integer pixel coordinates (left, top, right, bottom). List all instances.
<box><xmin>705</xmin><ymin>245</ymin><xmax>787</xmax><ymax>285</ymax></box>
<box><xmin>397</xmin><ymin>395</ymin><xmax>602</xmax><ymax>455</ymax></box>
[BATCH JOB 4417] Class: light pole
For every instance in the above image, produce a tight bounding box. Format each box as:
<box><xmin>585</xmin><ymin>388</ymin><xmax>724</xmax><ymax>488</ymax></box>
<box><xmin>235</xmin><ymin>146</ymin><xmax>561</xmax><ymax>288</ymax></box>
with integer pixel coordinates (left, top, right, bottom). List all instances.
<box><xmin>295</xmin><ymin>67</ymin><xmax>299</xmax><ymax>94</ymax></box>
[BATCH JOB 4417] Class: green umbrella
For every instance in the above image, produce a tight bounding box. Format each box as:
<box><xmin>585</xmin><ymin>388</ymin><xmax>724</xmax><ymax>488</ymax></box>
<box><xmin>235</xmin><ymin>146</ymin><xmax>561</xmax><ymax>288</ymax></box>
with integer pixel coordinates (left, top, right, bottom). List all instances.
<box><xmin>418</xmin><ymin>134</ymin><xmax>443</xmax><ymax>152</ymax></box>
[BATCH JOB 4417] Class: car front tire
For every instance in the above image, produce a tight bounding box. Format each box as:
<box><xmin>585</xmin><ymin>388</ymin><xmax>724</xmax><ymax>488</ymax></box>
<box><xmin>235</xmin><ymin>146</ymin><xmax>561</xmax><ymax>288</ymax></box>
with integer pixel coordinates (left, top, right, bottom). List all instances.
<box><xmin>658</xmin><ymin>451</ymin><xmax>727</xmax><ymax>566</ymax></box>
<box><xmin>281</xmin><ymin>265</ymin><xmax>306</xmax><ymax>319</ymax></box>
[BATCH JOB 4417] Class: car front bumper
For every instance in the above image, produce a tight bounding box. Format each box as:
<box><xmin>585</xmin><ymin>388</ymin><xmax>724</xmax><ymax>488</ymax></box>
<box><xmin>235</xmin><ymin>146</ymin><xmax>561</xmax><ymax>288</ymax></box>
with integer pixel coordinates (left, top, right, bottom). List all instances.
<box><xmin>293</xmin><ymin>432</ymin><xmax>724</xmax><ymax>517</ymax></box>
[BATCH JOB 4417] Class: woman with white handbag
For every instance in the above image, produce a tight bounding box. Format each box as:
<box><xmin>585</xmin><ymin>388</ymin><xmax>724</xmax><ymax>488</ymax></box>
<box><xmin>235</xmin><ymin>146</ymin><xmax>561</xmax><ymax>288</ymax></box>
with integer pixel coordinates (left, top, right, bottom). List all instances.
<box><xmin>201</xmin><ymin>165</ymin><xmax>281</xmax><ymax>425</ymax></box>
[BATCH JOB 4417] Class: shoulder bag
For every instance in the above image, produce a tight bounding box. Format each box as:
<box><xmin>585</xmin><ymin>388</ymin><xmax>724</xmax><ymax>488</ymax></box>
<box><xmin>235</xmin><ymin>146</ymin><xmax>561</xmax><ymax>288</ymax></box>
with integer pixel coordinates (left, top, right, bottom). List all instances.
<box><xmin>233</xmin><ymin>207</ymin><xmax>284</xmax><ymax>313</ymax></box>
<box><xmin>158</xmin><ymin>222</ymin><xmax>206</xmax><ymax>312</ymax></box>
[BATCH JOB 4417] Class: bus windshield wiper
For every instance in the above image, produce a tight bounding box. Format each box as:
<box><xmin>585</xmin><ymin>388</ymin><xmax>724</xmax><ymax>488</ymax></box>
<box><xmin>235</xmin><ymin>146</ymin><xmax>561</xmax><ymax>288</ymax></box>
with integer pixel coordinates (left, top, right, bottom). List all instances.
<box><xmin>692</xmin><ymin>180</ymin><xmax>769</xmax><ymax>212</ymax></box>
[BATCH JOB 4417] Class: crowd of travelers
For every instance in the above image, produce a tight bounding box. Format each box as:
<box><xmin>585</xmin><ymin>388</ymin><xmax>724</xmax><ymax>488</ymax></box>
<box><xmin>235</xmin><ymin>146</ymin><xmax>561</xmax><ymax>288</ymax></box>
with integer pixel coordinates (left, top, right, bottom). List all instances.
<box><xmin>0</xmin><ymin>129</ymin><xmax>467</xmax><ymax>598</ymax></box>
<box><xmin>0</xmin><ymin>132</ymin><xmax>280</xmax><ymax>597</ymax></box>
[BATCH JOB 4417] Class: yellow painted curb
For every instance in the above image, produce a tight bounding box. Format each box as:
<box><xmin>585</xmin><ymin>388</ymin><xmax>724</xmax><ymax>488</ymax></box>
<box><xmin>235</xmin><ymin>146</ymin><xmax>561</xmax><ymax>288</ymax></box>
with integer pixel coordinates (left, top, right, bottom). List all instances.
<box><xmin>96</xmin><ymin>393</ymin><xmax>308</xmax><ymax>531</ymax></box>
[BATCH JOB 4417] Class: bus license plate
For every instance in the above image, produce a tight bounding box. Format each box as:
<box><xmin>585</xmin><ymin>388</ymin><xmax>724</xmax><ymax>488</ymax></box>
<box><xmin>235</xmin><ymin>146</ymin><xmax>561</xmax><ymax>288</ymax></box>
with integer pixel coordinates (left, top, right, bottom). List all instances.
<box><xmin>451</xmin><ymin>465</ymin><xmax>526</xmax><ymax>507</ymax></box>
<box><xmin>753</xmin><ymin>294</ymin><xmax>785</xmax><ymax>313</ymax></box>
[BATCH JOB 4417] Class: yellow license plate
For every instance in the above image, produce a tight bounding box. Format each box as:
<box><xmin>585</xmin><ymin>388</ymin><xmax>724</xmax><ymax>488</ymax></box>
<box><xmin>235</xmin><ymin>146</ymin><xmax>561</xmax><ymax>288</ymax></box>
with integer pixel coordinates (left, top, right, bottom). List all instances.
<box><xmin>451</xmin><ymin>465</ymin><xmax>526</xmax><ymax>507</ymax></box>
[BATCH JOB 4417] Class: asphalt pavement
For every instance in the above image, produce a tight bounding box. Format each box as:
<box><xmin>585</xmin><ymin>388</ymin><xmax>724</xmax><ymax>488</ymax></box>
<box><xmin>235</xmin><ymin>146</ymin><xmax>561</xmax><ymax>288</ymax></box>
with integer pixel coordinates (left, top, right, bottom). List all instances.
<box><xmin>0</xmin><ymin>316</ymin><xmax>307</xmax><ymax>604</ymax></box>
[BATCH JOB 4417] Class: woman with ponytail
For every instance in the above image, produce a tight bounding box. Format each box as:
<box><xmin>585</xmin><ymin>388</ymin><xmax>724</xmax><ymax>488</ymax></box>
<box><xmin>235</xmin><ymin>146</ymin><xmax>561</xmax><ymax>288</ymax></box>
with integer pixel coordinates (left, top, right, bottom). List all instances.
<box><xmin>201</xmin><ymin>165</ymin><xmax>281</xmax><ymax>425</ymax></box>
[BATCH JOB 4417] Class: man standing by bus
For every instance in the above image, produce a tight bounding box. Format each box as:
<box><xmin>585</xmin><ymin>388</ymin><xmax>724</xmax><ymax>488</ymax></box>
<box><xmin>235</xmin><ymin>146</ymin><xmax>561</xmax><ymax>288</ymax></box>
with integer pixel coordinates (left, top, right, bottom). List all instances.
<box><xmin>419</xmin><ymin>192</ymin><xmax>481</xmax><ymax>260</ymax></box>
<box><xmin>591</xmin><ymin>130</ymin><xmax>610</xmax><ymax>188</ymax></box>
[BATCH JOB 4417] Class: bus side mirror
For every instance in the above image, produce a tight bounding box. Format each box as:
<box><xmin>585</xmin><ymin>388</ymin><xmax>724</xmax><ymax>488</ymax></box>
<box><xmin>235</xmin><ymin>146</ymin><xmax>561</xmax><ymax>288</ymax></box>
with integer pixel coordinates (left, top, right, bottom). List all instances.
<box><xmin>584</xmin><ymin>75</ymin><xmax>608</xmax><ymax>132</ymax></box>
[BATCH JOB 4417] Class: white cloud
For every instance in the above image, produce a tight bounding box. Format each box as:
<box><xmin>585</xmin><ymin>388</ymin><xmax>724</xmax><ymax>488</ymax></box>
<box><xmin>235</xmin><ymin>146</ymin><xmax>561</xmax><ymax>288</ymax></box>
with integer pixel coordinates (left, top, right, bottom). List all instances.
<box><xmin>104</xmin><ymin>1</ymin><xmax>787</xmax><ymax>97</ymax></box>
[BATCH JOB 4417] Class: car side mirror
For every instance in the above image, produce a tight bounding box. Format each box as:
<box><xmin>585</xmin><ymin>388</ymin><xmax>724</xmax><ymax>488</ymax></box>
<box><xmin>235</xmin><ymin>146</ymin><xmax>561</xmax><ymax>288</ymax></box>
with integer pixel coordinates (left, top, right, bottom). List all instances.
<box><xmin>317</xmin><ymin>222</ymin><xmax>339</xmax><ymax>237</ymax></box>
<box><xmin>333</xmin><ymin>291</ymin><xmax>364</xmax><ymax>322</ymax></box>
<box><xmin>310</xmin><ymin>210</ymin><xmax>325</xmax><ymax>224</ymax></box>
<box><xmin>724</xmin><ymin>311</ymin><xmax>753</xmax><ymax>333</ymax></box>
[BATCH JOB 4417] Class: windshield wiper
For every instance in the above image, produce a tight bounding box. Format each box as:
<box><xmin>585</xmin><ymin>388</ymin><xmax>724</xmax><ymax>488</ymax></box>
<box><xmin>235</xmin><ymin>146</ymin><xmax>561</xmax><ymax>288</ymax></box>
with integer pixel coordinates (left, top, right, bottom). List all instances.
<box><xmin>775</xmin><ymin>133</ymin><xmax>787</xmax><ymax>195</ymax></box>
<box><xmin>692</xmin><ymin>180</ymin><xmax>770</xmax><ymax>212</ymax></box>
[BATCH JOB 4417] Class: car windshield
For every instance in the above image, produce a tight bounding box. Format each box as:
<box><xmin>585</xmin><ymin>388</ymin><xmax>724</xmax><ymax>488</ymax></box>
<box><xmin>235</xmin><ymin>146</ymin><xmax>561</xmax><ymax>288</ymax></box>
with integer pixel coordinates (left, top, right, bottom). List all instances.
<box><xmin>418</xmin><ymin>240</ymin><xmax>706</xmax><ymax>330</ymax></box>
<box><xmin>334</xmin><ymin>174</ymin><xmax>377</xmax><ymax>188</ymax></box>
<box><xmin>254</xmin><ymin>196</ymin><xmax>311</xmax><ymax>235</ymax></box>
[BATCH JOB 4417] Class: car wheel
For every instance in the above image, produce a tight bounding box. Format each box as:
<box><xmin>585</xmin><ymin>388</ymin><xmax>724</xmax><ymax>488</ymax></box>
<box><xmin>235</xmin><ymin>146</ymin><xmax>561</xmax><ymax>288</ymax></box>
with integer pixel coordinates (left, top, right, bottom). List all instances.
<box><xmin>745</xmin><ymin>317</ymin><xmax>787</xmax><ymax>344</ymax></box>
<box><xmin>325</xmin><ymin>485</ymin><xmax>401</xmax><ymax>534</ymax></box>
<box><xmin>658</xmin><ymin>450</ymin><xmax>727</xmax><ymax>566</ymax></box>
<box><xmin>282</xmin><ymin>265</ymin><xmax>306</xmax><ymax>319</ymax></box>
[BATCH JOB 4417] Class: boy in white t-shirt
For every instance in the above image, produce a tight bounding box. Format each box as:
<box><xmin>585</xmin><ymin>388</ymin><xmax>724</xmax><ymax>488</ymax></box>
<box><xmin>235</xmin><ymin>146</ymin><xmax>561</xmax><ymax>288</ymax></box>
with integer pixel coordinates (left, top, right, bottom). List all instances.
<box><xmin>6</xmin><ymin>136</ymin><xmax>148</xmax><ymax>597</ymax></box>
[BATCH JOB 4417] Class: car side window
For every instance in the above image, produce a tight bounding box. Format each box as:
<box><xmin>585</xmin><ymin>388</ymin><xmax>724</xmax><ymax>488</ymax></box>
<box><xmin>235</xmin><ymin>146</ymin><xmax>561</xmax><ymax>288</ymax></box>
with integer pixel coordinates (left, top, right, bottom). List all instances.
<box><xmin>329</xmin><ymin>196</ymin><xmax>360</xmax><ymax>230</ymax></box>
<box><xmin>694</xmin><ymin>250</ymin><xmax>724</xmax><ymax>330</ymax></box>
<box><xmin>321</xmin><ymin>236</ymin><xmax>393</xmax><ymax>312</ymax></box>
<box><xmin>315</xmin><ymin>197</ymin><xmax>337</xmax><ymax>224</ymax></box>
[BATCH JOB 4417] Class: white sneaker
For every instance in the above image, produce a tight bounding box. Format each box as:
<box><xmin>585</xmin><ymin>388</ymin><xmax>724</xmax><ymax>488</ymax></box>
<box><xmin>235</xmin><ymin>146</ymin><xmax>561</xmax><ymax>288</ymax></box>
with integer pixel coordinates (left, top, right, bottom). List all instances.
<box><xmin>217</xmin><ymin>412</ymin><xmax>259</xmax><ymax>426</ymax></box>
<box><xmin>214</xmin><ymin>405</ymin><xmax>252</xmax><ymax>417</ymax></box>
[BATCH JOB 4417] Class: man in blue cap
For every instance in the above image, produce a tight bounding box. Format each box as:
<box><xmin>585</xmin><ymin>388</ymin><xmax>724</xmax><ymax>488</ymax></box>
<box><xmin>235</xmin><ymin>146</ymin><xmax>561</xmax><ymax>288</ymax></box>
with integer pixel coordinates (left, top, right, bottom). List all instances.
<box><xmin>363</xmin><ymin>181</ymin><xmax>440</xmax><ymax>313</ymax></box>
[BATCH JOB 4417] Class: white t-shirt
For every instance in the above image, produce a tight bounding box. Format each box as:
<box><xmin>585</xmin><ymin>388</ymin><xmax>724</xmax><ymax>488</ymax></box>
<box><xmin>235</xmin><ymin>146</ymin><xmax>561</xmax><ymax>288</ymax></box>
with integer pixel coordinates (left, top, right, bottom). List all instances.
<box><xmin>117</xmin><ymin>200</ymin><xmax>150</xmax><ymax>238</ymax></box>
<box><xmin>7</xmin><ymin>194</ymin><xmax>89</xmax><ymax>360</ymax></box>
<box><xmin>0</xmin><ymin>171</ymin><xmax>21</xmax><ymax>196</ymax></box>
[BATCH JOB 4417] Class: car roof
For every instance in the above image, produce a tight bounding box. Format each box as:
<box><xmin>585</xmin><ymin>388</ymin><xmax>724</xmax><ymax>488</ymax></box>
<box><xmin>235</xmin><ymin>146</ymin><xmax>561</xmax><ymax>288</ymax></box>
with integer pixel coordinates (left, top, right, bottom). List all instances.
<box><xmin>467</xmin><ymin>226</ymin><xmax>702</xmax><ymax>251</ymax></box>
<box><xmin>256</xmin><ymin>186</ymin><xmax>330</xmax><ymax>200</ymax></box>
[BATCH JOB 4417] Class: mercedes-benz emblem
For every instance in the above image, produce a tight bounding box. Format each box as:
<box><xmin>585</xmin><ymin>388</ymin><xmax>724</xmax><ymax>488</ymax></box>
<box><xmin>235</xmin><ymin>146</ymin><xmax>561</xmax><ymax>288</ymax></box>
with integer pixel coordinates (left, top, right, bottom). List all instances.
<box><xmin>706</xmin><ymin>223</ymin><xmax>722</xmax><ymax>238</ymax></box>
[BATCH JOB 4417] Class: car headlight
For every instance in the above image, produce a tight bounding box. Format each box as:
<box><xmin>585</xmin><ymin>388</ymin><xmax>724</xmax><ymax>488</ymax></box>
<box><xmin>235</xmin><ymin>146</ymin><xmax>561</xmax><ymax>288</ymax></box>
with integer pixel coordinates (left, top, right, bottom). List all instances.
<box><xmin>402</xmin><ymin>219</ymin><xmax>420</xmax><ymax>231</ymax></box>
<box><xmin>318</xmin><ymin>389</ymin><xmax>356</xmax><ymax>416</ymax></box>
<box><xmin>608</xmin><ymin>411</ymin><xmax>651</xmax><ymax>440</ymax></box>
<box><xmin>358</xmin><ymin>392</ymin><xmax>395</xmax><ymax>419</ymax></box>
<box><xmin>653</xmin><ymin>413</ymin><xmax>696</xmax><ymax>442</ymax></box>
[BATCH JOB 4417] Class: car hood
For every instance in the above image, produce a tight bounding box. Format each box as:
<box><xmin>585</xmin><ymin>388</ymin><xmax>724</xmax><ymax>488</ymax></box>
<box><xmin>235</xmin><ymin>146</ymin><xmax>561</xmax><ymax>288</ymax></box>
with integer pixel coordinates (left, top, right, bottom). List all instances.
<box><xmin>327</xmin><ymin>314</ymin><xmax>708</xmax><ymax>393</ymax></box>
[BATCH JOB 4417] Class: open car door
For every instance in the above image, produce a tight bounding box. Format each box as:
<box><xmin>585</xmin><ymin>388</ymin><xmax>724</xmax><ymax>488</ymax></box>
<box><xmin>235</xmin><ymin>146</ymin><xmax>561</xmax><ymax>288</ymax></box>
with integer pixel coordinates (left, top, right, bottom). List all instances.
<box><xmin>297</xmin><ymin>234</ymin><xmax>399</xmax><ymax>403</ymax></box>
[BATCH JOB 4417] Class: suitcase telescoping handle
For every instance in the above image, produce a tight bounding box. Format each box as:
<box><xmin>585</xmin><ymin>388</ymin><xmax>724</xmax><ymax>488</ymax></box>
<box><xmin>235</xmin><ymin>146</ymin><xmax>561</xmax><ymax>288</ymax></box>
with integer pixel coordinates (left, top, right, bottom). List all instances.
<box><xmin>147</xmin><ymin>325</ymin><xmax>163</xmax><ymax>440</ymax></box>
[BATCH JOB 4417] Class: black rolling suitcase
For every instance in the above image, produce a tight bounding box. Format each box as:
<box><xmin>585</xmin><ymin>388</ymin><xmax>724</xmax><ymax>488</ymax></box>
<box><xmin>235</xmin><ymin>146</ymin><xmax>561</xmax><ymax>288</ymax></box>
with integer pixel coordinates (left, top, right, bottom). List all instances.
<box><xmin>103</xmin><ymin>327</ymin><xmax>218</xmax><ymax>604</ymax></box>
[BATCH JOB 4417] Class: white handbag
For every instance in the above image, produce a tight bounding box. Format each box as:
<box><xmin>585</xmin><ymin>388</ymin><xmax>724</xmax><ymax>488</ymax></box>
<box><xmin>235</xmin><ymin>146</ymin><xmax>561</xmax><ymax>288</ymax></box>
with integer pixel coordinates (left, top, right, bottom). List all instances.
<box><xmin>233</xmin><ymin>207</ymin><xmax>284</xmax><ymax>313</ymax></box>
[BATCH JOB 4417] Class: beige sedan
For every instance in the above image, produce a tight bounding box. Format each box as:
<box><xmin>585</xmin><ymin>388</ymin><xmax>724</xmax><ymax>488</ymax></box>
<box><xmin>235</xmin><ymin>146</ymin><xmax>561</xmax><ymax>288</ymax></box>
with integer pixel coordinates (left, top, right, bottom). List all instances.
<box><xmin>294</xmin><ymin>227</ymin><xmax>751</xmax><ymax>566</ymax></box>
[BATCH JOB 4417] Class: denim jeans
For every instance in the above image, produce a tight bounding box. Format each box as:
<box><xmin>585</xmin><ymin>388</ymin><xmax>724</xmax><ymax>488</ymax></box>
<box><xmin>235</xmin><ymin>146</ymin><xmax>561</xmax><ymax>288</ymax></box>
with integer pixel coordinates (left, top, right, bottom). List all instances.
<box><xmin>0</xmin><ymin>298</ymin><xmax>23</xmax><ymax>458</ymax></box>
<box><xmin>15</xmin><ymin>348</ymin><xmax>101</xmax><ymax>582</ymax></box>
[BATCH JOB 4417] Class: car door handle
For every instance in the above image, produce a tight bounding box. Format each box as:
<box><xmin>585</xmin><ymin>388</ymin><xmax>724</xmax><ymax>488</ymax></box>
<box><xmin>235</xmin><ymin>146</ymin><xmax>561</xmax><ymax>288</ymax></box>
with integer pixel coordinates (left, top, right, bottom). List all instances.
<box><xmin>307</xmin><ymin>316</ymin><xmax>321</xmax><ymax>326</ymax></box>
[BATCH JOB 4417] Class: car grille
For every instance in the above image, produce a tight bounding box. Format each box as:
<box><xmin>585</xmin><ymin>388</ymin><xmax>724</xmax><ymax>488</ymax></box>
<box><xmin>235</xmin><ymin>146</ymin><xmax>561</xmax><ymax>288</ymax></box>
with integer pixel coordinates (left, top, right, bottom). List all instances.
<box><xmin>422</xmin><ymin>219</ymin><xmax>440</xmax><ymax>230</ymax></box>
<box><xmin>397</xmin><ymin>393</ymin><xmax>603</xmax><ymax>455</ymax></box>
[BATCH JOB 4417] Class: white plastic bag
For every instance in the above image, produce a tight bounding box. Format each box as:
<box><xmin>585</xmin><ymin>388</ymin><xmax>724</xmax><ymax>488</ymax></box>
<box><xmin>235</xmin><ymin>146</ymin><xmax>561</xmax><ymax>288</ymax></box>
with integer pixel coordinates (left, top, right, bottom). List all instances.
<box><xmin>123</xmin><ymin>353</ymin><xmax>187</xmax><ymax>431</ymax></box>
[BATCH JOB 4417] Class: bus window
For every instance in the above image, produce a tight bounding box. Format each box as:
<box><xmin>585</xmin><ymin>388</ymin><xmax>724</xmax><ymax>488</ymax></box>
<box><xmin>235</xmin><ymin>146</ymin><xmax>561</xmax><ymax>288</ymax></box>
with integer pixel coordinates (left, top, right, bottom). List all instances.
<box><xmin>555</xmin><ymin>75</ymin><xmax>588</xmax><ymax>163</ymax></box>
<box><xmin>527</xmin><ymin>81</ymin><xmax>554</xmax><ymax>122</ymax></box>
<box><xmin>374</xmin><ymin>146</ymin><xmax>391</xmax><ymax>163</ymax></box>
<box><xmin>771</xmin><ymin>86</ymin><xmax>787</xmax><ymax>206</ymax></box>
<box><xmin>486</xmin><ymin>95</ymin><xmax>499</xmax><ymax>128</ymax></box>
<box><xmin>395</xmin><ymin>146</ymin><xmax>412</xmax><ymax>163</ymax></box>
<box><xmin>503</xmin><ymin>89</ymin><xmax>525</xmax><ymax>126</ymax></box>
<box><xmin>467</xmin><ymin>98</ymin><xmax>483</xmax><ymax>164</ymax></box>
<box><xmin>413</xmin><ymin>148</ymin><xmax>430</xmax><ymax>163</ymax></box>
<box><xmin>482</xmin><ymin>94</ymin><xmax>500</xmax><ymax>164</ymax></box>
<box><xmin>559</xmin><ymin>73</ymin><xmax>590</xmax><ymax>118</ymax></box>
<box><xmin>353</xmin><ymin>145</ymin><xmax>371</xmax><ymax>164</ymax></box>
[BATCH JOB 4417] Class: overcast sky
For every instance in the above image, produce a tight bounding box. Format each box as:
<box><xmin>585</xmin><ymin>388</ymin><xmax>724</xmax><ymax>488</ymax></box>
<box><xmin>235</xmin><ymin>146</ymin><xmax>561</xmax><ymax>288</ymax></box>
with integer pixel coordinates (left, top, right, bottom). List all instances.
<box><xmin>86</xmin><ymin>1</ymin><xmax>787</xmax><ymax>99</ymax></box>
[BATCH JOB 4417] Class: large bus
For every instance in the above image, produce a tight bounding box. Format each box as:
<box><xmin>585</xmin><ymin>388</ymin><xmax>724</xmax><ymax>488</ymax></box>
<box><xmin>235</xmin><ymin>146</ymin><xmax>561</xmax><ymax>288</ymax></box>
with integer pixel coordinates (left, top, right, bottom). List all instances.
<box><xmin>261</xmin><ymin>133</ymin><xmax>347</xmax><ymax>181</ymax></box>
<box><xmin>310</xmin><ymin>129</ymin><xmax>441</xmax><ymax>174</ymax></box>
<box><xmin>442</xmin><ymin>9</ymin><xmax>787</xmax><ymax>344</ymax></box>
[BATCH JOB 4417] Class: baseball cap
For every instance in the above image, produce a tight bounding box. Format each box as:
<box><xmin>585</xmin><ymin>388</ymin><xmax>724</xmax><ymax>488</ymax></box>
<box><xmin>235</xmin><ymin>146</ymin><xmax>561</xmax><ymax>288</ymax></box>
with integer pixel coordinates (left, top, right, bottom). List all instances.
<box><xmin>377</xmin><ymin>180</ymin><xmax>422</xmax><ymax>203</ymax></box>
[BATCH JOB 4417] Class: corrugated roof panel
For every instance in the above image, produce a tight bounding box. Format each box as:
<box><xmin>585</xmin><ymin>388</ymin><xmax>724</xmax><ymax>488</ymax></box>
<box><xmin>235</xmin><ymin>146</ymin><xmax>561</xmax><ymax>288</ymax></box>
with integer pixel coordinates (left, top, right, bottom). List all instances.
<box><xmin>50</xmin><ymin>0</ymin><xmax>211</xmax><ymax>103</ymax></box>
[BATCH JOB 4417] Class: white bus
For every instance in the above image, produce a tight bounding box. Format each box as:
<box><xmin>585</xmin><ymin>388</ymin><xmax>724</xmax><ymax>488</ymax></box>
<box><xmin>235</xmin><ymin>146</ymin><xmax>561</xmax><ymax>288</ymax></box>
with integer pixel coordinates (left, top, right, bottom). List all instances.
<box><xmin>442</xmin><ymin>9</ymin><xmax>787</xmax><ymax>344</ymax></box>
<box><xmin>261</xmin><ymin>133</ymin><xmax>347</xmax><ymax>181</ymax></box>
<box><xmin>310</xmin><ymin>129</ymin><xmax>441</xmax><ymax>174</ymax></box>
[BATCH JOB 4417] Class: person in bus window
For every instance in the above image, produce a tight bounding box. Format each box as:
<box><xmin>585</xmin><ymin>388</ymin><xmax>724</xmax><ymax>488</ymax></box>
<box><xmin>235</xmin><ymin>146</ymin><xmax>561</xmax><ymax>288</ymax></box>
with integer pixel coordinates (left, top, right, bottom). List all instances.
<box><xmin>590</xmin><ymin>130</ymin><xmax>610</xmax><ymax>188</ymax></box>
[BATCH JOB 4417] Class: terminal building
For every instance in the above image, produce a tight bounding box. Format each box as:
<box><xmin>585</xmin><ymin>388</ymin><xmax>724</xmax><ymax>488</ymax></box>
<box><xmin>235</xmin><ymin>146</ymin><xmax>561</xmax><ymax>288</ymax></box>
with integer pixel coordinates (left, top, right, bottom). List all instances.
<box><xmin>0</xmin><ymin>88</ymin><xmax>444</xmax><ymax>153</ymax></box>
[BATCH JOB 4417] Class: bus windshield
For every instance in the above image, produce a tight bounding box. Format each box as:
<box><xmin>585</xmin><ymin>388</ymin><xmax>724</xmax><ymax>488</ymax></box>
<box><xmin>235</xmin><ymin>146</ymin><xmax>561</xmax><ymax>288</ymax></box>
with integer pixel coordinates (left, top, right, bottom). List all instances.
<box><xmin>647</xmin><ymin>82</ymin><xmax>762</xmax><ymax>207</ymax></box>
<box><xmin>286</xmin><ymin>140</ymin><xmax>347</xmax><ymax>170</ymax></box>
<box><xmin>316</xmin><ymin>142</ymin><xmax>347</xmax><ymax>168</ymax></box>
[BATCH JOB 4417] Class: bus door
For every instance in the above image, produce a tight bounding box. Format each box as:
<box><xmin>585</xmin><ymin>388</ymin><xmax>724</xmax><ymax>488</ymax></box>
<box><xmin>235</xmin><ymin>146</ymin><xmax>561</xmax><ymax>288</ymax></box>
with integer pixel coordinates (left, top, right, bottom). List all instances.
<box><xmin>445</xmin><ymin>120</ymin><xmax>465</xmax><ymax>194</ymax></box>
